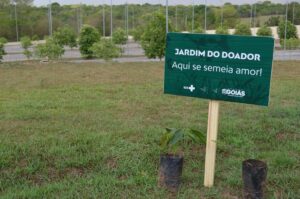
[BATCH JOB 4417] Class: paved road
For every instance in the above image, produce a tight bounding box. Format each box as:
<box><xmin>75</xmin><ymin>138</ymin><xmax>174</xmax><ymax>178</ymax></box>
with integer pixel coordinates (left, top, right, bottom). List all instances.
<box><xmin>2</xmin><ymin>40</ymin><xmax>300</xmax><ymax>62</ymax></box>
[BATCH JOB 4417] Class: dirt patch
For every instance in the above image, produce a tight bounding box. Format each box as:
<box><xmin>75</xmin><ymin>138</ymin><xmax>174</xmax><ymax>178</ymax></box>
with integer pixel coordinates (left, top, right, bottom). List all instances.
<box><xmin>106</xmin><ymin>157</ymin><xmax>118</xmax><ymax>169</ymax></box>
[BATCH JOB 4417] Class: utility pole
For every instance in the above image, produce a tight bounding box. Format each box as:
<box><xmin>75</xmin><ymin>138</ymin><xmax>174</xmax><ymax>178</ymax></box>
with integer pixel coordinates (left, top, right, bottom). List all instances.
<box><xmin>221</xmin><ymin>0</ymin><xmax>223</xmax><ymax>28</ymax></box>
<box><xmin>250</xmin><ymin>4</ymin><xmax>253</xmax><ymax>27</ymax></box>
<box><xmin>175</xmin><ymin>5</ymin><xmax>178</xmax><ymax>31</ymax></box>
<box><xmin>192</xmin><ymin>0</ymin><xmax>195</xmax><ymax>32</ymax></box>
<box><xmin>253</xmin><ymin>3</ymin><xmax>257</xmax><ymax>27</ymax></box>
<box><xmin>166</xmin><ymin>0</ymin><xmax>168</xmax><ymax>33</ymax></box>
<box><xmin>110</xmin><ymin>0</ymin><xmax>113</xmax><ymax>37</ymax></box>
<box><xmin>292</xmin><ymin>2</ymin><xmax>295</xmax><ymax>24</ymax></box>
<box><xmin>14</xmin><ymin>1</ymin><xmax>19</xmax><ymax>41</ymax></box>
<box><xmin>204</xmin><ymin>0</ymin><xmax>207</xmax><ymax>32</ymax></box>
<box><xmin>284</xmin><ymin>1</ymin><xmax>289</xmax><ymax>50</ymax></box>
<box><xmin>103</xmin><ymin>4</ymin><xmax>105</xmax><ymax>37</ymax></box>
<box><xmin>48</xmin><ymin>0</ymin><xmax>53</xmax><ymax>36</ymax></box>
<box><xmin>126</xmin><ymin>1</ymin><xmax>128</xmax><ymax>39</ymax></box>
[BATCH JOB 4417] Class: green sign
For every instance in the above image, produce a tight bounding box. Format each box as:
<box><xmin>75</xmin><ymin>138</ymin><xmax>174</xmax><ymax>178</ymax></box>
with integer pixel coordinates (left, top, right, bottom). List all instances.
<box><xmin>164</xmin><ymin>33</ymin><xmax>274</xmax><ymax>106</ymax></box>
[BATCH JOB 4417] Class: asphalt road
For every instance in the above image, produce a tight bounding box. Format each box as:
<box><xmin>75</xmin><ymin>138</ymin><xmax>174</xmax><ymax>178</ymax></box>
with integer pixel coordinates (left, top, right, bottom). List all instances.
<box><xmin>2</xmin><ymin>41</ymin><xmax>300</xmax><ymax>62</ymax></box>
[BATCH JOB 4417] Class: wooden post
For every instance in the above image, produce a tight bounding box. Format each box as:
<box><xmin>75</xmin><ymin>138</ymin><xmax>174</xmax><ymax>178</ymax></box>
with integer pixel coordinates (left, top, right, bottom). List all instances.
<box><xmin>204</xmin><ymin>100</ymin><xmax>220</xmax><ymax>187</ymax></box>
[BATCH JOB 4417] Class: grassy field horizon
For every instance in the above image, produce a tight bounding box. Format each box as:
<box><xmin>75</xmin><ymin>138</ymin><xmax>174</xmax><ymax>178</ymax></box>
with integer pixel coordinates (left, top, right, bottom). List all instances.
<box><xmin>0</xmin><ymin>61</ymin><xmax>299</xmax><ymax>198</ymax></box>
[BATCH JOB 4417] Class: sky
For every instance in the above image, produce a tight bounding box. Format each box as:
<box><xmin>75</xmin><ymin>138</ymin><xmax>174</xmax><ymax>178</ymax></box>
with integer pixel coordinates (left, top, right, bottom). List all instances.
<box><xmin>34</xmin><ymin>0</ymin><xmax>290</xmax><ymax>6</ymax></box>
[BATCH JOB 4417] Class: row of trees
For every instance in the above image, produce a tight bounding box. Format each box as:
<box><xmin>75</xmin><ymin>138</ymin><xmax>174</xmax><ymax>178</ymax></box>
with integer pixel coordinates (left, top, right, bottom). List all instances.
<box><xmin>0</xmin><ymin>11</ymin><xmax>299</xmax><ymax>62</ymax></box>
<box><xmin>0</xmin><ymin>1</ymin><xmax>299</xmax><ymax>41</ymax></box>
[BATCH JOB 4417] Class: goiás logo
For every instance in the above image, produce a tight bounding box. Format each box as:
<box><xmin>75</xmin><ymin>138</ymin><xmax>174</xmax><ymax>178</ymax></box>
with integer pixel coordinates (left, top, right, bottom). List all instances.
<box><xmin>221</xmin><ymin>88</ymin><xmax>246</xmax><ymax>98</ymax></box>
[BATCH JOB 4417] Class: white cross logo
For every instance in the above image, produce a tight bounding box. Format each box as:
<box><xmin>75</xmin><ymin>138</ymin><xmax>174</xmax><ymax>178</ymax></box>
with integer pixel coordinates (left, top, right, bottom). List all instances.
<box><xmin>184</xmin><ymin>85</ymin><xmax>196</xmax><ymax>92</ymax></box>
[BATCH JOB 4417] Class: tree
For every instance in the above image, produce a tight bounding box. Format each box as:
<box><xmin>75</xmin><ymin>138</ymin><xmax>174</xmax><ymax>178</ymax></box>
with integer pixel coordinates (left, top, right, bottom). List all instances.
<box><xmin>141</xmin><ymin>12</ymin><xmax>171</xmax><ymax>59</ymax></box>
<box><xmin>20</xmin><ymin>36</ymin><xmax>32</xmax><ymax>59</ymax></box>
<box><xmin>280</xmin><ymin>38</ymin><xmax>300</xmax><ymax>49</ymax></box>
<box><xmin>91</xmin><ymin>38</ymin><xmax>120</xmax><ymax>60</ymax></box>
<box><xmin>35</xmin><ymin>38</ymin><xmax>64</xmax><ymax>60</ymax></box>
<box><xmin>79</xmin><ymin>25</ymin><xmax>100</xmax><ymax>58</ymax></box>
<box><xmin>216</xmin><ymin>26</ymin><xmax>229</xmax><ymax>35</ymax></box>
<box><xmin>278</xmin><ymin>20</ymin><xmax>298</xmax><ymax>40</ymax></box>
<box><xmin>234</xmin><ymin>23</ymin><xmax>252</xmax><ymax>36</ymax></box>
<box><xmin>257</xmin><ymin>26</ymin><xmax>272</xmax><ymax>37</ymax></box>
<box><xmin>0</xmin><ymin>42</ymin><xmax>6</xmax><ymax>62</ymax></box>
<box><xmin>53</xmin><ymin>26</ymin><xmax>77</xmax><ymax>48</ymax></box>
<box><xmin>112</xmin><ymin>28</ymin><xmax>127</xmax><ymax>44</ymax></box>
<box><xmin>222</xmin><ymin>4</ymin><xmax>240</xmax><ymax>28</ymax></box>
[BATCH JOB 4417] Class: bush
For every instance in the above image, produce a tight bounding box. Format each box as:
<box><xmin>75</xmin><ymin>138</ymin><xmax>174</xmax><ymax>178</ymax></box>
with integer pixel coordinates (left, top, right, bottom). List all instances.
<box><xmin>278</xmin><ymin>20</ymin><xmax>298</xmax><ymax>40</ymax></box>
<box><xmin>193</xmin><ymin>27</ymin><xmax>204</xmax><ymax>33</ymax></box>
<box><xmin>280</xmin><ymin>38</ymin><xmax>300</xmax><ymax>49</ymax></box>
<box><xmin>215</xmin><ymin>26</ymin><xmax>229</xmax><ymax>35</ymax></box>
<box><xmin>79</xmin><ymin>25</ymin><xmax>100</xmax><ymax>58</ymax></box>
<box><xmin>131</xmin><ymin>28</ymin><xmax>145</xmax><ymax>42</ymax></box>
<box><xmin>21</xmin><ymin>36</ymin><xmax>32</xmax><ymax>59</ymax></box>
<box><xmin>234</xmin><ymin>24</ymin><xmax>252</xmax><ymax>36</ymax></box>
<box><xmin>141</xmin><ymin>12</ymin><xmax>172</xmax><ymax>59</ymax></box>
<box><xmin>21</xmin><ymin>36</ymin><xmax>32</xmax><ymax>49</ymax></box>
<box><xmin>112</xmin><ymin>28</ymin><xmax>127</xmax><ymax>44</ymax></box>
<box><xmin>0</xmin><ymin>37</ymin><xmax>8</xmax><ymax>44</ymax></box>
<box><xmin>53</xmin><ymin>26</ymin><xmax>77</xmax><ymax>48</ymax></box>
<box><xmin>91</xmin><ymin>38</ymin><xmax>120</xmax><ymax>60</ymax></box>
<box><xmin>257</xmin><ymin>26</ymin><xmax>272</xmax><ymax>37</ymax></box>
<box><xmin>32</xmin><ymin>35</ymin><xmax>40</xmax><ymax>41</ymax></box>
<box><xmin>0</xmin><ymin>42</ymin><xmax>6</xmax><ymax>62</ymax></box>
<box><xmin>35</xmin><ymin>38</ymin><xmax>64</xmax><ymax>60</ymax></box>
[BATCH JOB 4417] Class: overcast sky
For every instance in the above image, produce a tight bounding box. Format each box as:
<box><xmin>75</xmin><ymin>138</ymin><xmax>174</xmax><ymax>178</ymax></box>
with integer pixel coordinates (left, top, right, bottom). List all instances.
<box><xmin>34</xmin><ymin>0</ymin><xmax>289</xmax><ymax>6</ymax></box>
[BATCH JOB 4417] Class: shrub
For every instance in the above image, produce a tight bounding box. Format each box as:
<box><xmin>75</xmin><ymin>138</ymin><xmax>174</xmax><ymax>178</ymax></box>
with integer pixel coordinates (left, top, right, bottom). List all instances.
<box><xmin>0</xmin><ymin>42</ymin><xmax>6</xmax><ymax>62</ymax></box>
<box><xmin>21</xmin><ymin>36</ymin><xmax>33</xmax><ymax>59</ymax></box>
<box><xmin>91</xmin><ymin>38</ymin><xmax>120</xmax><ymax>60</ymax></box>
<box><xmin>141</xmin><ymin>12</ymin><xmax>172</xmax><ymax>59</ymax></box>
<box><xmin>53</xmin><ymin>26</ymin><xmax>77</xmax><ymax>48</ymax></box>
<box><xmin>257</xmin><ymin>26</ymin><xmax>272</xmax><ymax>37</ymax></box>
<box><xmin>278</xmin><ymin>20</ymin><xmax>298</xmax><ymax>40</ymax></box>
<box><xmin>35</xmin><ymin>38</ymin><xmax>64</xmax><ymax>60</ymax></box>
<box><xmin>112</xmin><ymin>28</ymin><xmax>127</xmax><ymax>44</ymax></box>
<box><xmin>215</xmin><ymin>26</ymin><xmax>229</xmax><ymax>35</ymax></box>
<box><xmin>32</xmin><ymin>35</ymin><xmax>40</xmax><ymax>41</ymax></box>
<box><xmin>79</xmin><ymin>25</ymin><xmax>100</xmax><ymax>58</ymax></box>
<box><xmin>0</xmin><ymin>37</ymin><xmax>8</xmax><ymax>44</ymax></box>
<box><xmin>131</xmin><ymin>28</ymin><xmax>144</xmax><ymax>41</ymax></box>
<box><xmin>193</xmin><ymin>27</ymin><xmax>204</xmax><ymax>33</ymax></box>
<box><xmin>280</xmin><ymin>38</ymin><xmax>300</xmax><ymax>49</ymax></box>
<box><xmin>234</xmin><ymin>23</ymin><xmax>252</xmax><ymax>36</ymax></box>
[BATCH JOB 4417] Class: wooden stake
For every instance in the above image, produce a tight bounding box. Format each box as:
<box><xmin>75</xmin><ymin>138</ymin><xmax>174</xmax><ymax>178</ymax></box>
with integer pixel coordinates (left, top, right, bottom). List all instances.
<box><xmin>204</xmin><ymin>100</ymin><xmax>220</xmax><ymax>187</ymax></box>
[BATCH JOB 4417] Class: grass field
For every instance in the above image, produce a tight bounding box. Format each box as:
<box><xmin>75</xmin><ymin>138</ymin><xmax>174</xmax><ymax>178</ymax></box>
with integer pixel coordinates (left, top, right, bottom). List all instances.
<box><xmin>0</xmin><ymin>61</ymin><xmax>299</xmax><ymax>198</ymax></box>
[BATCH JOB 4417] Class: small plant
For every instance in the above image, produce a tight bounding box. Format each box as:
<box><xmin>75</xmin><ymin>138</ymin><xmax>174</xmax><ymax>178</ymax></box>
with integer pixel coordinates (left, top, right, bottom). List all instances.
<box><xmin>0</xmin><ymin>37</ymin><xmax>8</xmax><ymax>44</ymax></box>
<box><xmin>21</xmin><ymin>36</ymin><xmax>32</xmax><ymax>59</ymax></box>
<box><xmin>53</xmin><ymin>26</ymin><xmax>77</xmax><ymax>48</ymax></box>
<box><xmin>91</xmin><ymin>38</ymin><xmax>120</xmax><ymax>60</ymax></box>
<box><xmin>278</xmin><ymin>20</ymin><xmax>298</xmax><ymax>40</ymax></box>
<box><xmin>216</xmin><ymin>26</ymin><xmax>229</xmax><ymax>35</ymax></box>
<box><xmin>35</xmin><ymin>38</ymin><xmax>64</xmax><ymax>60</ymax></box>
<box><xmin>0</xmin><ymin>42</ymin><xmax>6</xmax><ymax>62</ymax></box>
<box><xmin>112</xmin><ymin>28</ymin><xmax>127</xmax><ymax>45</ymax></box>
<box><xmin>193</xmin><ymin>27</ymin><xmax>204</xmax><ymax>34</ymax></box>
<box><xmin>31</xmin><ymin>35</ymin><xmax>40</xmax><ymax>41</ymax></box>
<box><xmin>234</xmin><ymin>23</ymin><xmax>252</xmax><ymax>36</ymax></box>
<box><xmin>257</xmin><ymin>26</ymin><xmax>272</xmax><ymax>37</ymax></box>
<box><xmin>280</xmin><ymin>38</ymin><xmax>300</xmax><ymax>49</ymax></box>
<box><xmin>158</xmin><ymin>128</ymin><xmax>205</xmax><ymax>191</ymax></box>
<box><xmin>79</xmin><ymin>25</ymin><xmax>100</xmax><ymax>58</ymax></box>
<box><xmin>160</xmin><ymin>128</ymin><xmax>205</xmax><ymax>155</ymax></box>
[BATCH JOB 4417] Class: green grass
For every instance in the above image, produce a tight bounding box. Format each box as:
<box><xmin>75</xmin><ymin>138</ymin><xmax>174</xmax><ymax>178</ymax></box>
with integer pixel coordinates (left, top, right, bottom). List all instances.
<box><xmin>0</xmin><ymin>61</ymin><xmax>299</xmax><ymax>198</ymax></box>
